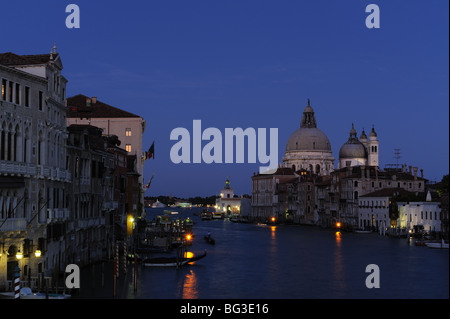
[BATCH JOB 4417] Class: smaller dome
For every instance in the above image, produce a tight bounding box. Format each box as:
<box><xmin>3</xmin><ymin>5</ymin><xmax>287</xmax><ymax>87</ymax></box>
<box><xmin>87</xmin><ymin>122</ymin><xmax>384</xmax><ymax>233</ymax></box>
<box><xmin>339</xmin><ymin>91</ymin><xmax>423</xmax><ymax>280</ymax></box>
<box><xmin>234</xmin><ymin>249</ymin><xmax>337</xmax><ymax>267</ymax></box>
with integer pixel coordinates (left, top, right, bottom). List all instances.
<box><xmin>339</xmin><ymin>142</ymin><xmax>367</xmax><ymax>159</ymax></box>
<box><xmin>339</xmin><ymin>124</ymin><xmax>368</xmax><ymax>159</ymax></box>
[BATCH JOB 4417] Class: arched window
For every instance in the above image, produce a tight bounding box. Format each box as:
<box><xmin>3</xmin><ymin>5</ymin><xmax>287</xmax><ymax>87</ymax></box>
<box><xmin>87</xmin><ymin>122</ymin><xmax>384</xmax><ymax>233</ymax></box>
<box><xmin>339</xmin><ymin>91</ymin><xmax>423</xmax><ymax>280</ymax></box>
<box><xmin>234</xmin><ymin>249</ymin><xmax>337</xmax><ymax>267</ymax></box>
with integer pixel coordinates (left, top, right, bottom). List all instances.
<box><xmin>0</xmin><ymin>123</ymin><xmax>4</xmax><ymax>160</ymax></box>
<box><xmin>38</xmin><ymin>131</ymin><xmax>43</xmax><ymax>165</ymax></box>
<box><xmin>14</xmin><ymin>124</ymin><xmax>20</xmax><ymax>162</ymax></box>
<box><xmin>7</xmin><ymin>123</ymin><xmax>13</xmax><ymax>161</ymax></box>
<box><xmin>23</xmin><ymin>127</ymin><xmax>30</xmax><ymax>163</ymax></box>
<box><xmin>316</xmin><ymin>164</ymin><xmax>320</xmax><ymax>174</ymax></box>
<box><xmin>354</xmin><ymin>191</ymin><xmax>359</xmax><ymax>200</ymax></box>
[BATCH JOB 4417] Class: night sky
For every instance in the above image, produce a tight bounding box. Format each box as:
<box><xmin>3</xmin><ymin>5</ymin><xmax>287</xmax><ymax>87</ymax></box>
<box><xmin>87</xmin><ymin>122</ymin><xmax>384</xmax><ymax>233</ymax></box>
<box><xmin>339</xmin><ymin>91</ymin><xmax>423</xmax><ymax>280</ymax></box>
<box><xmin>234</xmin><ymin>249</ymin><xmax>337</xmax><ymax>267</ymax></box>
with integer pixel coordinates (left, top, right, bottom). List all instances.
<box><xmin>2</xmin><ymin>0</ymin><xmax>448</xmax><ymax>197</ymax></box>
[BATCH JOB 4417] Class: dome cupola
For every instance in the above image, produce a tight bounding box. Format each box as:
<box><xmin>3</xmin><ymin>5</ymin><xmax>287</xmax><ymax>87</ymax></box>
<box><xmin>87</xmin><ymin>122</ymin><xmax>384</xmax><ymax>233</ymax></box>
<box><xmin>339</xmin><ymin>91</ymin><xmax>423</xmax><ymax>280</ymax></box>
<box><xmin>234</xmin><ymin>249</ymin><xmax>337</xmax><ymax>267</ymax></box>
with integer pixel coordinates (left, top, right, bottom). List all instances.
<box><xmin>338</xmin><ymin>123</ymin><xmax>368</xmax><ymax>168</ymax></box>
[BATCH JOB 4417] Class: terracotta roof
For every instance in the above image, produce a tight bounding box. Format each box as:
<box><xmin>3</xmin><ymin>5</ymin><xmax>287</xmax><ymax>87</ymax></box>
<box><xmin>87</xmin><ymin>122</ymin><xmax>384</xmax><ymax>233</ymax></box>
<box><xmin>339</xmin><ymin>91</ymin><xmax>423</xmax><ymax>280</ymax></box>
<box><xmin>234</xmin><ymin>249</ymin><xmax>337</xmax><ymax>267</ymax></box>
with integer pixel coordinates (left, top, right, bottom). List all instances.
<box><xmin>67</xmin><ymin>94</ymin><xmax>141</xmax><ymax>118</ymax></box>
<box><xmin>0</xmin><ymin>52</ymin><xmax>57</xmax><ymax>66</ymax></box>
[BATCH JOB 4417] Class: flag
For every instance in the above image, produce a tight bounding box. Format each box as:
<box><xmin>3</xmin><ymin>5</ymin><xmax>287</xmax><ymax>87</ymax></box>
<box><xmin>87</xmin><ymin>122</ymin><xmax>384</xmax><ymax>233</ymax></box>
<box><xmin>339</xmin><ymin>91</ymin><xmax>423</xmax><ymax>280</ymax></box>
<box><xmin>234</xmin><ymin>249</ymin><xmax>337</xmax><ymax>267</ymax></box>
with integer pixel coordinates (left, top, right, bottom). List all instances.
<box><xmin>147</xmin><ymin>141</ymin><xmax>155</xmax><ymax>160</ymax></box>
<box><xmin>142</xmin><ymin>141</ymin><xmax>155</xmax><ymax>164</ymax></box>
<box><xmin>146</xmin><ymin>173</ymin><xmax>155</xmax><ymax>189</ymax></box>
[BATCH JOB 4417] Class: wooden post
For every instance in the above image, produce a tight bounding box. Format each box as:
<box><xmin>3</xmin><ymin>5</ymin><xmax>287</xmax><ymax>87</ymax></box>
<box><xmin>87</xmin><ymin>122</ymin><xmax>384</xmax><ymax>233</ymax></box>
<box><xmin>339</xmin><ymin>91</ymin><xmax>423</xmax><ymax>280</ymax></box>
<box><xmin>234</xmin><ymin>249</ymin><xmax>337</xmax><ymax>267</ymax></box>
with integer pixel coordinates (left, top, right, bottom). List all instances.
<box><xmin>134</xmin><ymin>255</ymin><xmax>137</xmax><ymax>292</ymax></box>
<box><xmin>101</xmin><ymin>261</ymin><xmax>104</xmax><ymax>288</ymax></box>
<box><xmin>14</xmin><ymin>266</ymin><xmax>20</xmax><ymax>299</ymax></box>
<box><xmin>123</xmin><ymin>239</ymin><xmax>127</xmax><ymax>275</ymax></box>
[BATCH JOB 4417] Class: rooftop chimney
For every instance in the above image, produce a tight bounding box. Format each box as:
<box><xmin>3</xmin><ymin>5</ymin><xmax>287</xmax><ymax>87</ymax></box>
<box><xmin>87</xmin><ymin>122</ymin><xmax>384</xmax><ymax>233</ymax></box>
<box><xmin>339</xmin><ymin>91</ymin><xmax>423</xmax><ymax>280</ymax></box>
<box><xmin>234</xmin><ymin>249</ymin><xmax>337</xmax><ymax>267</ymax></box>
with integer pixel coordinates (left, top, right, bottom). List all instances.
<box><xmin>409</xmin><ymin>165</ymin><xmax>412</xmax><ymax>174</ymax></box>
<box><xmin>420</xmin><ymin>169</ymin><xmax>423</xmax><ymax>179</ymax></box>
<box><xmin>413</xmin><ymin>167</ymin><xmax>418</xmax><ymax>180</ymax></box>
<box><xmin>92</xmin><ymin>97</ymin><xmax>97</xmax><ymax>104</ymax></box>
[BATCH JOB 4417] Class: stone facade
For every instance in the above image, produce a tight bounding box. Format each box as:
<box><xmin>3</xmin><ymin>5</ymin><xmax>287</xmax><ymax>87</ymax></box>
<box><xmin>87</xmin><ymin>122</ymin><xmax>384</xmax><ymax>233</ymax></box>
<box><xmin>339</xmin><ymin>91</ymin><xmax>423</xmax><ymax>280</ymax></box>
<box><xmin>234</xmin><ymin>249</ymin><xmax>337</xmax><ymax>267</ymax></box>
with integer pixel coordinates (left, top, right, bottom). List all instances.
<box><xmin>0</xmin><ymin>51</ymin><xmax>70</xmax><ymax>290</ymax></box>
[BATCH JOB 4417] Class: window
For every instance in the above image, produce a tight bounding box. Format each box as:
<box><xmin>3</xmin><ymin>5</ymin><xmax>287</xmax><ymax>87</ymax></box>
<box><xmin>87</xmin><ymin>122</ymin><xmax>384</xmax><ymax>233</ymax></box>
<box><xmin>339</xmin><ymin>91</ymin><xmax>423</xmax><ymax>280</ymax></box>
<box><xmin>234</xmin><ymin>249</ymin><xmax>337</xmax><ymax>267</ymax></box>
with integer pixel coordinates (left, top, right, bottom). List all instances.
<box><xmin>9</xmin><ymin>81</ymin><xmax>13</xmax><ymax>102</ymax></box>
<box><xmin>1</xmin><ymin>79</ymin><xmax>6</xmax><ymax>100</ymax></box>
<box><xmin>15</xmin><ymin>83</ymin><xmax>20</xmax><ymax>104</ymax></box>
<box><xmin>25</xmin><ymin>87</ymin><xmax>30</xmax><ymax>107</ymax></box>
<box><xmin>125</xmin><ymin>144</ymin><xmax>131</xmax><ymax>153</ymax></box>
<box><xmin>125</xmin><ymin>128</ymin><xmax>132</xmax><ymax>136</ymax></box>
<box><xmin>38</xmin><ymin>91</ymin><xmax>43</xmax><ymax>110</ymax></box>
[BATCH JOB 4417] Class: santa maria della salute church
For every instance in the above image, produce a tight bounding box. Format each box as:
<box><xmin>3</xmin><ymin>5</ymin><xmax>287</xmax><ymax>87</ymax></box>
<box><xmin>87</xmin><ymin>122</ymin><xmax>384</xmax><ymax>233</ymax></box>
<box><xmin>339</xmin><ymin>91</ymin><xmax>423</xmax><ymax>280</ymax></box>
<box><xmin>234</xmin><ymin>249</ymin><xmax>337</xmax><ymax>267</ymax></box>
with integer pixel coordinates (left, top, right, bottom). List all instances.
<box><xmin>282</xmin><ymin>98</ymin><xmax>379</xmax><ymax>175</ymax></box>
<box><xmin>251</xmin><ymin>99</ymin><xmax>439</xmax><ymax>233</ymax></box>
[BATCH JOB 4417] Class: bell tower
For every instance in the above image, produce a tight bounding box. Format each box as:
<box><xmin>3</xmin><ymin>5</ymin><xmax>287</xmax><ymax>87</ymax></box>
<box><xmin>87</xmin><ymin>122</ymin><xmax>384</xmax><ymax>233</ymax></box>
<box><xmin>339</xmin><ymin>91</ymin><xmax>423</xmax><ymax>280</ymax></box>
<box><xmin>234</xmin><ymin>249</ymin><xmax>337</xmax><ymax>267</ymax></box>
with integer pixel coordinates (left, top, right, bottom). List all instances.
<box><xmin>367</xmin><ymin>126</ymin><xmax>379</xmax><ymax>167</ymax></box>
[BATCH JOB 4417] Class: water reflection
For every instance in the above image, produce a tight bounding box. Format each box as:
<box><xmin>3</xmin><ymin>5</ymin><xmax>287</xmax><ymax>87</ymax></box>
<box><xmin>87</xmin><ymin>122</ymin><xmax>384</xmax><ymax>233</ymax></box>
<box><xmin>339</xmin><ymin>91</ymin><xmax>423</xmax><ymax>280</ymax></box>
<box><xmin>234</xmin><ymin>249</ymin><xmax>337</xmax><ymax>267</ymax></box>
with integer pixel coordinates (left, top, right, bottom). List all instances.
<box><xmin>179</xmin><ymin>269</ymin><xmax>199</xmax><ymax>299</ymax></box>
<box><xmin>270</xmin><ymin>226</ymin><xmax>276</xmax><ymax>240</ymax></box>
<box><xmin>332</xmin><ymin>231</ymin><xmax>346</xmax><ymax>295</ymax></box>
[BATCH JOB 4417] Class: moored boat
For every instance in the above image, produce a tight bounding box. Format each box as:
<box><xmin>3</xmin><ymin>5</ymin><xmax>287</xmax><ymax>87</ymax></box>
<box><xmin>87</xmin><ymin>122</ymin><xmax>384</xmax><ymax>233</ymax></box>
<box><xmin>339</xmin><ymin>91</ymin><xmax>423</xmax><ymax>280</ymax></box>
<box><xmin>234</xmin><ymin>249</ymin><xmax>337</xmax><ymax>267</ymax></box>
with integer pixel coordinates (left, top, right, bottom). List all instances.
<box><xmin>212</xmin><ymin>212</ymin><xmax>223</xmax><ymax>219</ymax></box>
<box><xmin>425</xmin><ymin>239</ymin><xmax>449</xmax><ymax>249</ymax></box>
<box><xmin>200</xmin><ymin>210</ymin><xmax>213</xmax><ymax>220</ymax></box>
<box><xmin>143</xmin><ymin>250</ymin><xmax>207</xmax><ymax>267</ymax></box>
<box><xmin>355</xmin><ymin>229</ymin><xmax>372</xmax><ymax>234</ymax></box>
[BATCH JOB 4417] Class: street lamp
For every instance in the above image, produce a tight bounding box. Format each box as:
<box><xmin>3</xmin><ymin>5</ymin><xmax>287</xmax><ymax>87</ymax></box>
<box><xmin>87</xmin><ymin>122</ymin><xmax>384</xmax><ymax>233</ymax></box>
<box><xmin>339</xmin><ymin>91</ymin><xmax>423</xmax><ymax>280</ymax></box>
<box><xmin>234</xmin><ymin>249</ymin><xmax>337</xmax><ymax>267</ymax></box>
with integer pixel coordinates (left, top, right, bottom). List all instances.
<box><xmin>16</xmin><ymin>251</ymin><xmax>23</xmax><ymax>260</ymax></box>
<box><xmin>35</xmin><ymin>250</ymin><xmax>42</xmax><ymax>258</ymax></box>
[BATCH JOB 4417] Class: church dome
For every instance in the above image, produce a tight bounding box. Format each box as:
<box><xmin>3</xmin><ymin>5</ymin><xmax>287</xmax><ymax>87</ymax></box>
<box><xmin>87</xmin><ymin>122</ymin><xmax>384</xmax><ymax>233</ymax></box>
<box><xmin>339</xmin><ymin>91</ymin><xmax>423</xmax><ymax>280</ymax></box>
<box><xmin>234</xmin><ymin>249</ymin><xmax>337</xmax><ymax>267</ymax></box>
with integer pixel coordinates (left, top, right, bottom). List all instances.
<box><xmin>339</xmin><ymin>124</ymin><xmax>368</xmax><ymax>159</ymax></box>
<box><xmin>285</xmin><ymin>99</ymin><xmax>332</xmax><ymax>152</ymax></box>
<box><xmin>286</xmin><ymin>127</ymin><xmax>331</xmax><ymax>152</ymax></box>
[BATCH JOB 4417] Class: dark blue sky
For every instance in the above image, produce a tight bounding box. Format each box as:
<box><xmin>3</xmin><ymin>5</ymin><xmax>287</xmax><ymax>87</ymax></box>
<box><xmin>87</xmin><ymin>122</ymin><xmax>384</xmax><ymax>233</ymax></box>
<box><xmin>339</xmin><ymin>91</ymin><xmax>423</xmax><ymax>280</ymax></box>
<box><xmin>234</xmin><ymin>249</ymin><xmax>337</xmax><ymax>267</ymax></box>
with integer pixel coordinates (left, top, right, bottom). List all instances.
<box><xmin>2</xmin><ymin>1</ymin><xmax>448</xmax><ymax>197</ymax></box>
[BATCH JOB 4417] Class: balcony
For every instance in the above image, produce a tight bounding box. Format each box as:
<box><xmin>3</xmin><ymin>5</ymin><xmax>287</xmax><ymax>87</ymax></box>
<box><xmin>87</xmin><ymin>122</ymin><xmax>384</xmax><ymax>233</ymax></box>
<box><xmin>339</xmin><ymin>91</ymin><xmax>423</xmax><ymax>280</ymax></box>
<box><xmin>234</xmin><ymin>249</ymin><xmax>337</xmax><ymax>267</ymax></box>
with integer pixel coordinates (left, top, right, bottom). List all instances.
<box><xmin>0</xmin><ymin>218</ymin><xmax>27</xmax><ymax>232</ymax></box>
<box><xmin>0</xmin><ymin>160</ymin><xmax>71</xmax><ymax>182</ymax></box>
<box><xmin>0</xmin><ymin>161</ymin><xmax>36</xmax><ymax>177</ymax></box>
<box><xmin>47</xmin><ymin>208</ymin><xmax>70</xmax><ymax>222</ymax></box>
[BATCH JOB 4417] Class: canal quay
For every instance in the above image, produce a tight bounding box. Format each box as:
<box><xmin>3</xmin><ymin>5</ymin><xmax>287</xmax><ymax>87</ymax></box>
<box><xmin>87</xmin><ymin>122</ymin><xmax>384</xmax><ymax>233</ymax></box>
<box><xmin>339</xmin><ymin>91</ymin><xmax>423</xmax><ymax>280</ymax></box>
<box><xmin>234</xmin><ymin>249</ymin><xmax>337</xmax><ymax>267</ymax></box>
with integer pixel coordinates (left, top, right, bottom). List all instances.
<box><xmin>73</xmin><ymin>207</ymin><xmax>449</xmax><ymax>299</ymax></box>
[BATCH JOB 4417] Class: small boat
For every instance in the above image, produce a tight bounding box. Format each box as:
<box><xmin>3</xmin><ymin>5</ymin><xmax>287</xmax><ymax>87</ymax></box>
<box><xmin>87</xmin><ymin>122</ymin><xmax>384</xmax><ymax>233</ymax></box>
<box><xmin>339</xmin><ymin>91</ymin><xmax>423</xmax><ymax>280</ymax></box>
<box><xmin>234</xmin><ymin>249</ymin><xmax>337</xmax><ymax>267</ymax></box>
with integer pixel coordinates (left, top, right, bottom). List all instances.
<box><xmin>425</xmin><ymin>239</ymin><xmax>449</xmax><ymax>249</ymax></box>
<box><xmin>355</xmin><ymin>229</ymin><xmax>372</xmax><ymax>234</ymax></box>
<box><xmin>200</xmin><ymin>210</ymin><xmax>212</xmax><ymax>220</ymax></box>
<box><xmin>152</xmin><ymin>200</ymin><xmax>166</xmax><ymax>208</ymax></box>
<box><xmin>204</xmin><ymin>235</ymin><xmax>215</xmax><ymax>245</ymax></box>
<box><xmin>415</xmin><ymin>239</ymin><xmax>436</xmax><ymax>246</ymax></box>
<box><xmin>143</xmin><ymin>250</ymin><xmax>207</xmax><ymax>267</ymax></box>
<box><xmin>212</xmin><ymin>212</ymin><xmax>223</xmax><ymax>219</ymax></box>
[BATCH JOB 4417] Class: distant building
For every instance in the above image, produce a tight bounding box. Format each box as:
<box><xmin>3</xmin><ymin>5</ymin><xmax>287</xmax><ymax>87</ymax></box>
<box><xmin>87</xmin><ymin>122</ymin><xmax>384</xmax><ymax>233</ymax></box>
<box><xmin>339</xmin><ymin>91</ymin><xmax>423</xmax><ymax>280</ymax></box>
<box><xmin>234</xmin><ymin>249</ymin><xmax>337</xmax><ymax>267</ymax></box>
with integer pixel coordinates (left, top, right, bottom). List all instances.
<box><xmin>397</xmin><ymin>192</ymin><xmax>442</xmax><ymax>233</ymax></box>
<box><xmin>216</xmin><ymin>179</ymin><xmax>240</xmax><ymax>214</ymax></box>
<box><xmin>251</xmin><ymin>167</ymin><xmax>299</xmax><ymax>222</ymax></box>
<box><xmin>358</xmin><ymin>188</ymin><xmax>413</xmax><ymax>231</ymax></box>
<box><xmin>0</xmin><ymin>49</ymin><xmax>70</xmax><ymax>290</ymax></box>
<box><xmin>66</xmin><ymin>94</ymin><xmax>146</xmax><ymax>217</ymax></box>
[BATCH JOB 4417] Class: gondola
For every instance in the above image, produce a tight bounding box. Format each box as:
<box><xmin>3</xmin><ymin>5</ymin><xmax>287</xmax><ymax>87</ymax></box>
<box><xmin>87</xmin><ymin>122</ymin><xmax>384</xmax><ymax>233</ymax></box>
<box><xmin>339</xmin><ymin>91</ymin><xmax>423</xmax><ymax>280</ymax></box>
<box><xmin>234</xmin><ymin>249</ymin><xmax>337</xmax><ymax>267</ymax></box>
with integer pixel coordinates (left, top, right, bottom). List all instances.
<box><xmin>143</xmin><ymin>250</ymin><xmax>207</xmax><ymax>267</ymax></box>
<box><xmin>204</xmin><ymin>235</ymin><xmax>215</xmax><ymax>245</ymax></box>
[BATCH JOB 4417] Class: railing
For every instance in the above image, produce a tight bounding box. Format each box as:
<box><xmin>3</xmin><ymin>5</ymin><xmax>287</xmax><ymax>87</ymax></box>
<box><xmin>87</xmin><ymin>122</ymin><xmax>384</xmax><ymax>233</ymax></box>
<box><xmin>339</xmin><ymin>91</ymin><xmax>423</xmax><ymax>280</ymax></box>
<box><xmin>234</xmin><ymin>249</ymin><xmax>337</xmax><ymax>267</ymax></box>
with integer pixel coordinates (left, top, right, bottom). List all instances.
<box><xmin>0</xmin><ymin>218</ymin><xmax>27</xmax><ymax>232</ymax></box>
<box><xmin>0</xmin><ymin>160</ymin><xmax>71</xmax><ymax>182</ymax></box>
<box><xmin>47</xmin><ymin>208</ymin><xmax>70</xmax><ymax>222</ymax></box>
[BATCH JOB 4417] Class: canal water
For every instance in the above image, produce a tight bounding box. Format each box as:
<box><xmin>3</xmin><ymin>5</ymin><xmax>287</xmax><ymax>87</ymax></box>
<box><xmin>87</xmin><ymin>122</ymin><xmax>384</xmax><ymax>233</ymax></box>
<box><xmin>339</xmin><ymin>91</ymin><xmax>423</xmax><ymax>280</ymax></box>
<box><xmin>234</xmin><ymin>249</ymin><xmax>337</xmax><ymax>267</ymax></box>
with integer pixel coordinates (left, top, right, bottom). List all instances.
<box><xmin>74</xmin><ymin>207</ymin><xmax>448</xmax><ymax>299</ymax></box>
